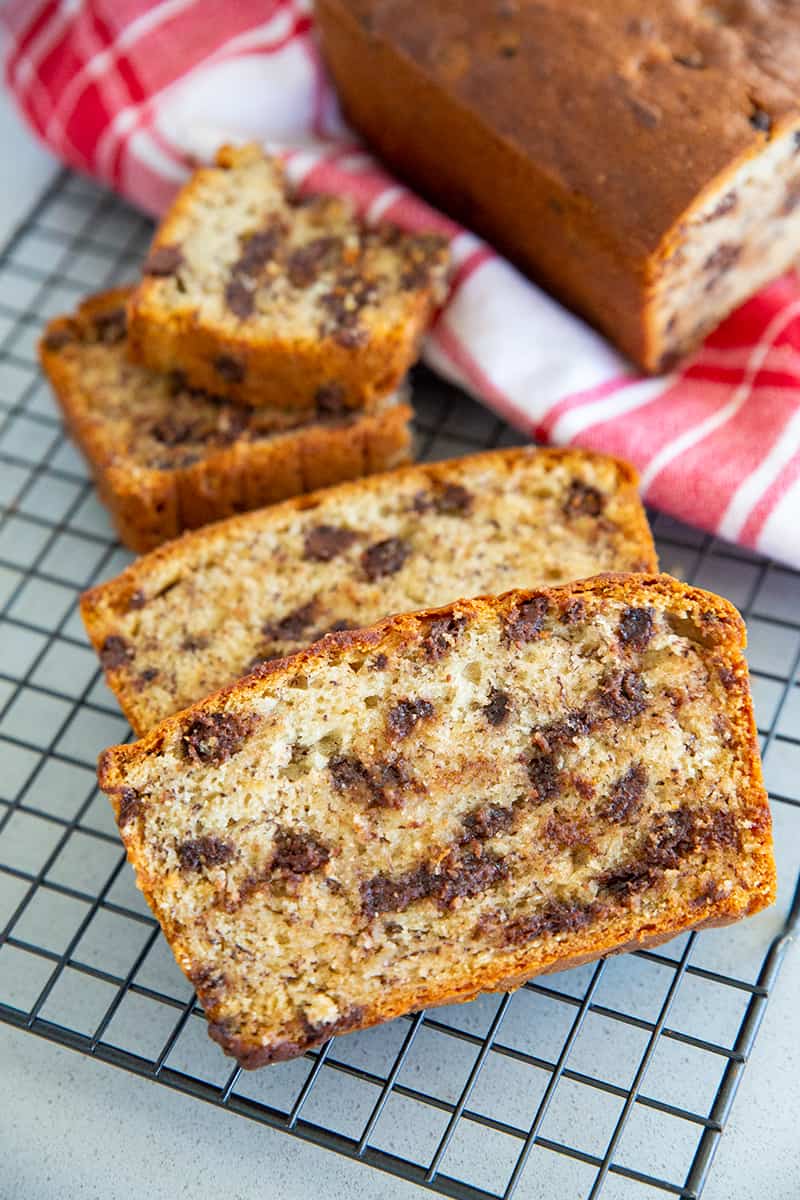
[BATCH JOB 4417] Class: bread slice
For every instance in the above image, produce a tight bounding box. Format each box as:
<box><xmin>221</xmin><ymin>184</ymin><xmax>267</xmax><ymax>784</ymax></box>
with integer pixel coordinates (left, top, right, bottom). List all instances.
<box><xmin>98</xmin><ymin>574</ymin><xmax>775</xmax><ymax>1069</ymax></box>
<box><xmin>40</xmin><ymin>289</ymin><xmax>413</xmax><ymax>553</ymax></box>
<box><xmin>81</xmin><ymin>447</ymin><xmax>657</xmax><ymax>734</ymax></box>
<box><xmin>126</xmin><ymin>144</ymin><xmax>449</xmax><ymax>410</ymax></box>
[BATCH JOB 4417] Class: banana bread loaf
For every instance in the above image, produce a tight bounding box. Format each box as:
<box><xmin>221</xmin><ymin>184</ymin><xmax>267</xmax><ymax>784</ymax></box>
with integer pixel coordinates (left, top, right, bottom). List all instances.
<box><xmin>81</xmin><ymin>446</ymin><xmax>657</xmax><ymax>733</ymax></box>
<box><xmin>317</xmin><ymin>0</ymin><xmax>800</xmax><ymax>372</ymax></box>
<box><xmin>98</xmin><ymin>574</ymin><xmax>775</xmax><ymax>1068</ymax></box>
<box><xmin>40</xmin><ymin>289</ymin><xmax>413</xmax><ymax>553</ymax></box>
<box><xmin>127</xmin><ymin>144</ymin><xmax>449</xmax><ymax>409</ymax></box>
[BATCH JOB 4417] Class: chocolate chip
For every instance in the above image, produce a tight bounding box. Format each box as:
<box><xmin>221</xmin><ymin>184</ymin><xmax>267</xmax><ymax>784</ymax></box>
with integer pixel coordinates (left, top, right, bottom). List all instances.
<box><xmin>618</xmin><ymin>607</ymin><xmax>654</xmax><ymax>653</ymax></box>
<box><xmin>42</xmin><ymin>328</ymin><xmax>74</xmax><ymax>351</ymax></box>
<box><xmin>422</xmin><ymin>615</ymin><xmax>465</xmax><ymax>661</ymax></box>
<box><xmin>329</xmin><ymin>753</ymin><xmax>412</xmax><ymax>808</ymax></box>
<box><xmin>505</xmin><ymin>596</ymin><xmax>548</xmax><ymax>644</ymax></box>
<box><xmin>182</xmin><ymin>711</ymin><xmax>255</xmax><ymax>765</ymax></box>
<box><xmin>177</xmin><ymin>835</ymin><xmax>235</xmax><ymax>871</ymax></box>
<box><xmin>749</xmin><ymin>107</ymin><xmax>772</xmax><ymax>133</ymax></box>
<box><xmin>704</xmin><ymin>192</ymin><xmax>738</xmax><ymax>221</ymax></box>
<box><xmin>139</xmin><ymin>667</ymin><xmax>159</xmax><ymax>684</ymax></box>
<box><xmin>127</xmin><ymin>589</ymin><xmax>146</xmax><ymax>611</ymax></box>
<box><xmin>143</xmin><ymin>244</ymin><xmax>184</xmax><ymax>276</ymax></box>
<box><xmin>225</xmin><ymin>278</ymin><xmax>255</xmax><ymax>319</ymax></box>
<box><xmin>436</xmin><ymin>483</ymin><xmax>473</xmax><ymax>514</ymax></box>
<box><xmin>562</xmin><ymin>599</ymin><xmax>586</xmax><ymax>625</ymax></box>
<box><xmin>263</xmin><ymin>600</ymin><xmax>317</xmax><ymax>642</ymax></box>
<box><xmin>303</xmin><ymin>525</ymin><xmax>358</xmax><ymax>562</ymax></box>
<box><xmin>117</xmin><ymin>786</ymin><xmax>141</xmax><ymax>827</ymax></box>
<box><xmin>502</xmin><ymin>900</ymin><xmax>596</xmax><ymax>946</ymax></box>
<box><xmin>717</xmin><ymin>664</ymin><xmax>736</xmax><ymax>689</ymax></box>
<box><xmin>437</xmin><ymin>850</ymin><xmax>508</xmax><ymax>909</ymax></box>
<box><xmin>372</xmin><ymin>653</ymin><xmax>388</xmax><ymax>670</ymax></box>
<box><xmin>387</xmin><ymin>697</ymin><xmax>434</xmax><ymax>739</ymax></box>
<box><xmin>287</xmin><ymin>236</ymin><xmax>342</xmax><ymax>287</ymax></box>
<box><xmin>214</xmin><ymin>354</ymin><xmax>245</xmax><ymax>383</ymax></box>
<box><xmin>527</xmin><ymin>752</ymin><xmax>560</xmax><ymax>801</ymax></box>
<box><xmin>150</xmin><ymin>415</ymin><xmax>197</xmax><ymax>446</ymax></box>
<box><xmin>361</xmin><ymin>537</ymin><xmax>410</xmax><ymax>581</ymax></box>
<box><xmin>484</xmin><ymin>687</ymin><xmax>510</xmax><ymax>727</ymax></box>
<box><xmin>315</xmin><ymin>382</ymin><xmax>347</xmax><ymax>414</ymax></box>
<box><xmin>271</xmin><ymin>828</ymin><xmax>330</xmax><ymax>876</ymax></box>
<box><xmin>100</xmin><ymin>635</ymin><xmax>134</xmax><ymax>670</ymax></box>
<box><xmin>326</xmin><ymin>619</ymin><xmax>354</xmax><ymax>634</ymax></box>
<box><xmin>599</xmin><ymin>763</ymin><xmax>647</xmax><ymax>823</ymax></box>
<box><xmin>598</xmin><ymin>670</ymin><xmax>647</xmax><ymax>722</ymax></box>
<box><xmin>93</xmin><ymin>308</ymin><xmax>127</xmax><ymax>344</ymax></box>
<box><xmin>703</xmin><ymin>243</ymin><xmax>741</xmax><ymax>285</ymax></box>
<box><xmin>361</xmin><ymin>865</ymin><xmax>434</xmax><ymax>918</ymax></box>
<box><xmin>461</xmin><ymin>802</ymin><xmax>513</xmax><ymax>841</ymax></box>
<box><xmin>564</xmin><ymin>480</ymin><xmax>604</xmax><ymax>517</ymax></box>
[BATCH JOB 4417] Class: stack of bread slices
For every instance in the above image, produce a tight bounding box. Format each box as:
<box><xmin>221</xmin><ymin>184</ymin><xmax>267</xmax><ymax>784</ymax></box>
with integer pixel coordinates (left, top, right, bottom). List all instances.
<box><xmin>39</xmin><ymin>147</ymin><xmax>775</xmax><ymax>1072</ymax></box>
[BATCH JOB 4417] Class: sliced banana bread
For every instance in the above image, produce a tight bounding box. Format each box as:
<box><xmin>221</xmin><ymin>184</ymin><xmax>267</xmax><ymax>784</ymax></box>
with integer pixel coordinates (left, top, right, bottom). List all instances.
<box><xmin>40</xmin><ymin>289</ymin><xmax>413</xmax><ymax>553</ymax></box>
<box><xmin>98</xmin><ymin>574</ymin><xmax>776</xmax><ymax>1069</ymax></box>
<box><xmin>81</xmin><ymin>447</ymin><xmax>657</xmax><ymax>734</ymax></box>
<box><xmin>126</xmin><ymin>144</ymin><xmax>449</xmax><ymax>410</ymax></box>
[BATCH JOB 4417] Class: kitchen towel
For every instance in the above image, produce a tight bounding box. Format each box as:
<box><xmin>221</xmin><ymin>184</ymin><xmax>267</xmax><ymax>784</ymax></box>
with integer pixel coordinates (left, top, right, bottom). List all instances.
<box><xmin>5</xmin><ymin>0</ymin><xmax>800</xmax><ymax>568</ymax></box>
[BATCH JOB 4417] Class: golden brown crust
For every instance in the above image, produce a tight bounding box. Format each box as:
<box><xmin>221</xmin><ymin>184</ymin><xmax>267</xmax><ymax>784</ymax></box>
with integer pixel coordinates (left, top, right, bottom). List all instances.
<box><xmin>39</xmin><ymin>290</ymin><xmax>413</xmax><ymax>553</ymax></box>
<box><xmin>98</xmin><ymin>574</ymin><xmax>775</xmax><ymax>1067</ymax></box>
<box><xmin>127</xmin><ymin>145</ymin><xmax>449</xmax><ymax>409</ymax></box>
<box><xmin>80</xmin><ymin>445</ymin><xmax>658</xmax><ymax>733</ymax></box>
<box><xmin>316</xmin><ymin>0</ymin><xmax>800</xmax><ymax>370</ymax></box>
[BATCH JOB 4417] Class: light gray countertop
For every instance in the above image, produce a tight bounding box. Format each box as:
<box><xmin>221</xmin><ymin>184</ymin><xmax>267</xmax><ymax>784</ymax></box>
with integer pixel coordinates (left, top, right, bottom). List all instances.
<box><xmin>0</xmin><ymin>70</ymin><xmax>798</xmax><ymax>1200</ymax></box>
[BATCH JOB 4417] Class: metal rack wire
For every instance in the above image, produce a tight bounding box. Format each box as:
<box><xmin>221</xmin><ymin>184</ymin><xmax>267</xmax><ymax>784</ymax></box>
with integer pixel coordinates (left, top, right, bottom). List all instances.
<box><xmin>0</xmin><ymin>169</ymin><xmax>798</xmax><ymax>1200</ymax></box>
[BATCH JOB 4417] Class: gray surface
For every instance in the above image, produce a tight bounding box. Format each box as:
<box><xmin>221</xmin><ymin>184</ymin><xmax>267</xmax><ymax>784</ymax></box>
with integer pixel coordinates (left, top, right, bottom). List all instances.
<box><xmin>0</xmin><ymin>81</ymin><xmax>799</xmax><ymax>1200</ymax></box>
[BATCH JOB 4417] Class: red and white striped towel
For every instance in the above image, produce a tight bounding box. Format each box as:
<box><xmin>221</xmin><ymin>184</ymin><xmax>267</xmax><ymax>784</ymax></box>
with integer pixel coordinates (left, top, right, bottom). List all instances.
<box><xmin>5</xmin><ymin>1</ymin><xmax>800</xmax><ymax>568</ymax></box>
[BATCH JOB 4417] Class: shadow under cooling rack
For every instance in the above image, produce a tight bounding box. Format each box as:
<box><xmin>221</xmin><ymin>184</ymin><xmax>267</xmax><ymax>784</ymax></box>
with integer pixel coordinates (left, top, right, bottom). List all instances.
<box><xmin>0</xmin><ymin>169</ymin><xmax>799</xmax><ymax>1200</ymax></box>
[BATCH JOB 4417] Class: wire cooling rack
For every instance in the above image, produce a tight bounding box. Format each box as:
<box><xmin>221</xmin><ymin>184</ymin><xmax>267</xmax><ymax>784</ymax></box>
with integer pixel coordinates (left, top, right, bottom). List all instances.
<box><xmin>0</xmin><ymin>169</ymin><xmax>798</xmax><ymax>1200</ymax></box>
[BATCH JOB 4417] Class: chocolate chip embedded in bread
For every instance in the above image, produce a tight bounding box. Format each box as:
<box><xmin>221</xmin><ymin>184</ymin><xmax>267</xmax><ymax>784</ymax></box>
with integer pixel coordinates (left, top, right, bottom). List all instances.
<box><xmin>263</xmin><ymin>600</ymin><xmax>317</xmax><ymax>642</ymax></box>
<box><xmin>182</xmin><ymin>711</ymin><xmax>255</xmax><ymax>765</ymax></box>
<box><xmin>387</xmin><ymin>697</ymin><xmax>434</xmax><ymax>739</ymax></box>
<box><xmin>225</xmin><ymin>279</ymin><xmax>256</xmax><ymax>319</ymax></box>
<box><xmin>502</xmin><ymin>900</ymin><xmax>597</xmax><ymax>946</ymax></box>
<box><xmin>483</xmin><ymin>687</ymin><xmax>510</xmax><ymax>727</ymax></box>
<box><xmin>598</xmin><ymin>670</ymin><xmax>647</xmax><ymax>722</ymax></box>
<box><xmin>303</xmin><ymin>525</ymin><xmax>358</xmax><ymax>562</ymax></box>
<box><xmin>117</xmin><ymin>786</ymin><xmax>142</xmax><ymax>827</ymax></box>
<box><xmin>100</xmin><ymin>635</ymin><xmax>134</xmax><ymax>670</ymax></box>
<box><xmin>504</xmin><ymin>596</ymin><xmax>548</xmax><ymax>644</ymax></box>
<box><xmin>361</xmin><ymin>536</ymin><xmax>410</xmax><ymax>581</ymax></box>
<box><xmin>143</xmin><ymin>244</ymin><xmax>184</xmax><ymax>276</ymax></box>
<box><xmin>564</xmin><ymin>479</ymin><xmax>605</xmax><ymax>517</ymax></box>
<box><xmin>177</xmin><ymin>835</ymin><xmax>235</xmax><ymax>871</ymax></box>
<box><xmin>527</xmin><ymin>751</ymin><xmax>560</xmax><ymax>802</ymax></box>
<box><xmin>287</xmin><ymin>237</ymin><xmax>342</xmax><ymax>287</ymax></box>
<box><xmin>599</xmin><ymin>763</ymin><xmax>647</xmax><ymax>823</ymax></box>
<box><xmin>127</xmin><ymin>589</ymin><xmax>146</xmax><ymax>611</ymax></box>
<box><xmin>618</xmin><ymin>607</ymin><xmax>654</xmax><ymax>652</ymax></box>
<box><xmin>213</xmin><ymin>354</ymin><xmax>246</xmax><ymax>383</ymax></box>
<box><xmin>271</xmin><ymin>828</ymin><xmax>330</xmax><ymax>876</ymax></box>
<box><xmin>42</xmin><ymin>327</ymin><xmax>75</xmax><ymax>351</ymax></box>
<box><xmin>461</xmin><ymin>801</ymin><xmax>514</xmax><ymax>841</ymax></box>
<box><xmin>422</xmin><ymin>615</ymin><xmax>465</xmax><ymax>661</ymax></box>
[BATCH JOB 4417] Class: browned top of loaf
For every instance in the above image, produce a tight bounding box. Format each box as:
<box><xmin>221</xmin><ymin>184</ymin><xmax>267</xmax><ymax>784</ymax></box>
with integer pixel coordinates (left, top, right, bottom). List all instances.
<box><xmin>40</xmin><ymin>288</ymin><xmax>403</xmax><ymax>472</ymax></box>
<box><xmin>331</xmin><ymin>0</ymin><xmax>800</xmax><ymax>257</ymax></box>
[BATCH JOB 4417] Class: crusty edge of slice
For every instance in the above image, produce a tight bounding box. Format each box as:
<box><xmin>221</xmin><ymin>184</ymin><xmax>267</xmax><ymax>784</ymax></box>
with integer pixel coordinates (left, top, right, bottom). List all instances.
<box><xmin>80</xmin><ymin>446</ymin><xmax>658</xmax><ymax>733</ymax></box>
<box><xmin>97</xmin><ymin>574</ymin><xmax>775</xmax><ymax>1067</ymax></box>
<box><xmin>39</xmin><ymin>289</ymin><xmax>413</xmax><ymax>554</ymax></box>
<box><xmin>126</xmin><ymin>144</ymin><xmax>449</xmax><ymax>410</ymax></box>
